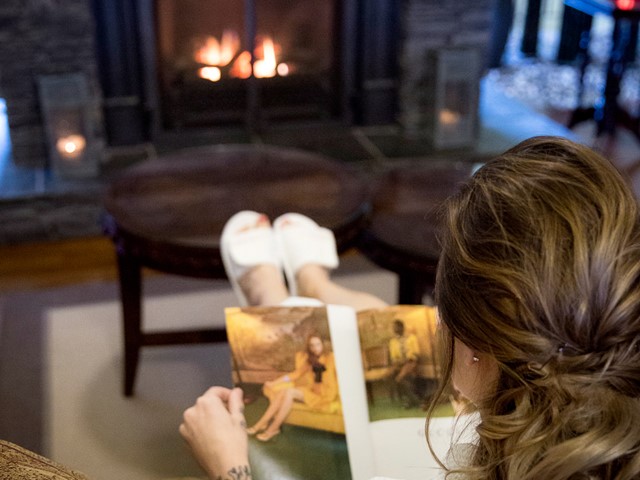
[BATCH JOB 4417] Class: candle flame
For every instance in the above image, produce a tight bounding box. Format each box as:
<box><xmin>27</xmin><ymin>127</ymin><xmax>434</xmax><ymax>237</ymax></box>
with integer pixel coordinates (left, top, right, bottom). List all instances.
<box><xmin>56</xmin><ymin>134</ymin><xmax>87</xmax><ymax>160</ymax></box>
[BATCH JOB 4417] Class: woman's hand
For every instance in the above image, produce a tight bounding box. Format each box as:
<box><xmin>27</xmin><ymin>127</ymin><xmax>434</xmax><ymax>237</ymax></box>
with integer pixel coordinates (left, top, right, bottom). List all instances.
<box><xmin>180</xmin><ymin>387</ymin><xmax>251</xmax><ymax>479</ymax></box>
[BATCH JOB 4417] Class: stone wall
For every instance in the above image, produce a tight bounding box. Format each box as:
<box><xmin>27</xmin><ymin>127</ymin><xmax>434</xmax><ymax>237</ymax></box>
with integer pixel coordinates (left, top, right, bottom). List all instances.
<box><xmin>0</xmin><ymin>0</ymin><xmax>103</xmax><ymax>168</ymax></box>
<box><xmin>0</xmin><ymin>189</ymin><xmax>104</xmax><ymax>243</ymax></box>
<box><xmin>400</xmin><ymin>0</ymin><xmax>495</xmax><ymax>136</ymax></box>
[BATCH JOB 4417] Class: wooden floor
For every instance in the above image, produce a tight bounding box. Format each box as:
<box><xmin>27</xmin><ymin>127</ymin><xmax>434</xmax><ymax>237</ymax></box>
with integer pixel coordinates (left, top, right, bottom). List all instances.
<box><xmin>0</xmin><ymin>236</ymin><xmax>119</xmax><ymax>292</ymax></box>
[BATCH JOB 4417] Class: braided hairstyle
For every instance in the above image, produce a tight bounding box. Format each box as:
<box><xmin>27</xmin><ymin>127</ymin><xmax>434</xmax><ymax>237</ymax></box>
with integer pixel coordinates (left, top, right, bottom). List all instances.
<box><xmin>431</xmin><ymin>136</ymin><xmax>640</xmax><ymax>479</ymax></box>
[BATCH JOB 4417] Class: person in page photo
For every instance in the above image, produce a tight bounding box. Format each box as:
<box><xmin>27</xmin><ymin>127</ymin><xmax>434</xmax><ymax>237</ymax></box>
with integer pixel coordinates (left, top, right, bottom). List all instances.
<box><xmin>180</xmin><ymin>137</ymin><xmax>640</xmax><ymax>480</ymax></box>
<box><xmin>388</xmin><ymin>318</ymin><xmax>421</xmax><ymax>408</ymax></box>
<box><xmin>244</xmin><ymin>332</ymin><xmax>339</xmax><ymax>442</ymax></box>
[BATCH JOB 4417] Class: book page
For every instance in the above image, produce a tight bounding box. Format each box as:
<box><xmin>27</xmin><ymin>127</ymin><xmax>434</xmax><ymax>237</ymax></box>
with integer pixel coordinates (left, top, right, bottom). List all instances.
<box><xmin>369</xmin><ymin>416</ymin><xmax>451</xmax><ymax>480</ymax></box>
<box><xmin>225</xmin><ymin>306</ymin><xmax>354</xmax><ymax>480</ymax></box>
<box><xmin>358</xmin><ymin>305</ymin><xmax>458</xmax><ymax>478</ymax></box>
<box><xmin>327</xmin><ymin>304</ymin><xmax>377</xmax><ymax>480</ymax></box>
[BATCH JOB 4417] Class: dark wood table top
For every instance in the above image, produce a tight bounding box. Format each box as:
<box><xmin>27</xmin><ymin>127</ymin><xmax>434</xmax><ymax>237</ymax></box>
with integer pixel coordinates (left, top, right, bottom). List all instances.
<box><xmin>103</xmin><ymin>144</ymin><xmax>370</xmax><ymax>278</ymax></box>
<box><xmin>358</xmin><ymin>160</ymin><xmax>479</xmax><ymax>277</ymax></box>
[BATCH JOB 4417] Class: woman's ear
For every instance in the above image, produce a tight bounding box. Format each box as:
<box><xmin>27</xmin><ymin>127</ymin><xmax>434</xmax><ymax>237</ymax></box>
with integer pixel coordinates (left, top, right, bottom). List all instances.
<box><xmin>453</xmin><ymin>338</ymin><xmax>500</xmax><ymax>403</ymax></box>
<box><xmin>455</xmin><ymin>338</ymin><xmax>480</xmax><ymax>367</ymax></box>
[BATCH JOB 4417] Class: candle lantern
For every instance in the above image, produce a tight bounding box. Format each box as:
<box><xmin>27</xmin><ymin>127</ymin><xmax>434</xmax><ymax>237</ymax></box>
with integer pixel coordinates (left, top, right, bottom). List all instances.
<box><xmin>423</xmin><ymin>47</ymin><xmax>481</xmax><ymax>150</ymax></box>
<box><xmin>37</xmin><ymin>73</ymin><xmax>101</xmax><ymax>178</ymax></box>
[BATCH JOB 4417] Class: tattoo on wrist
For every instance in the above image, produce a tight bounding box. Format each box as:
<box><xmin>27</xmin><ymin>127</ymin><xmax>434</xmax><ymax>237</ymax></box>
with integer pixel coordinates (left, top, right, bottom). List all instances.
<box><xmin>214</xmin><ymin>464</ymin><xmax>252</xmax><ymax>480</ymax></box>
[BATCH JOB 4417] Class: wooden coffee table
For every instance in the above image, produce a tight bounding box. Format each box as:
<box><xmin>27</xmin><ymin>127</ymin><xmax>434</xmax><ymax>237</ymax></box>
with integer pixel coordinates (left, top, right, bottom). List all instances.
<box><xmin>103</xmin><ymin>144</ymin><xmax>369</xmax><ymax>396</ymax></box>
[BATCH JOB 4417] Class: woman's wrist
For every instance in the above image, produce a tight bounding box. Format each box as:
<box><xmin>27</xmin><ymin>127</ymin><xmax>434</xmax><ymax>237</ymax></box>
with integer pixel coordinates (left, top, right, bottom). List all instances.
<box><xmin>207</xmin><ymin>461</ymin><xmax>251</xmax><ymax>480</ymax></box>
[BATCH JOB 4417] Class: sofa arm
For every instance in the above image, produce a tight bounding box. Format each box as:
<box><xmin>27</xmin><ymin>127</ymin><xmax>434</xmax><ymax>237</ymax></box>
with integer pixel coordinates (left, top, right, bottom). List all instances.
<box><xmin>0</xmin><ymin>440</ymin><xmax>90</xmax><ymax>479</ymax></box>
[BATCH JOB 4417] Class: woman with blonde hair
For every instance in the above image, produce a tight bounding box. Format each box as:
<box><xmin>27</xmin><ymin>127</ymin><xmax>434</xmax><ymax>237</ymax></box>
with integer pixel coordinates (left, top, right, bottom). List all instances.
<box><xmin>431</xmin><ymin>136</ymin><xmax>640</xmax><ymax>479</ymax></box>
<box><xmin>180</xmin><ymin>136</ymin><xmax>640</xmax><ymax>479</ymax></box>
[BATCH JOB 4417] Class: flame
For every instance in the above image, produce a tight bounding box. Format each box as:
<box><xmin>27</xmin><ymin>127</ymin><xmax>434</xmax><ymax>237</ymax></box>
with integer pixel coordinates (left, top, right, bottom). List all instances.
<box><xmin>198</xmin><ymin>66</ymin><xmax>221</xmax><ymax>82</ymax></box>
<box><xmin>194</xmin><ymin>30</ymin><xmax>239</xmax><ymax>66</ymax></box>
<box><xmin>56</xmin><ymin>134</ymin><xmax>86</xmax><ymax>160</ymax></box>
<box><xmin>229</xmin><ymin>51</ymin><xmax>252</xmax><ymax>79</ymax></box>
<box><xmin>194</xmin><ymin>31</ymin><xmax>289</xmax><ymax>80</ymax></box>
<box><xmin>253</xmin><ymin>37</ymin><xmax>277</xmax><ymax>78</ymax></box>
<box><xmin>228</xmin><ymin>36</ymin><xmax>285</xmax><ymax>79</ymax></box>
<box><xmin>439</xmin><ymin>109</ymin><xmax>460</xmax><ymax>126</ymax></box>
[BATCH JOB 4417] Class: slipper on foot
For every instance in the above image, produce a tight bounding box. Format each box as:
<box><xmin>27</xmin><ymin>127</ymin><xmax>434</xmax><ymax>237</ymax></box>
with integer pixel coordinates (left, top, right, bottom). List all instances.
<box><xmin>273</xmin><ymin>213</ymin><xmax>339</xmax><ymax>296</ymax></box>
<box><xmin>220</xmin><ymin>210</ymin><xmax>282</xmax><ymax>306</ymax></box>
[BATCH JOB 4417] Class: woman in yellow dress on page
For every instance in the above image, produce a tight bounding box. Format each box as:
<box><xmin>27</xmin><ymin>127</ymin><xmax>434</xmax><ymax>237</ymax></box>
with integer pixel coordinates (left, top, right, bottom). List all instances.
<box><xmin>245</xmin><ymin>333</ymin><xmax>339</xmax><ymax>442</ymax></box>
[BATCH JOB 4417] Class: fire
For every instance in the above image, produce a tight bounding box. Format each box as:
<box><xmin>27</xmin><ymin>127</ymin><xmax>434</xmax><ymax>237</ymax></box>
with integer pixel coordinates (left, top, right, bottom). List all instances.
<box><xmin>194</xmin><ymin>30</ymin><xmax>239</xmax><ymax>67</ymax></box>
<box><xmin>229</xmin><ymin>51</ymin><xmax>252</xmax><ymax>79</ymax></box>
<box><xmin>196</xmin><ymin>31</ymin><xmax>290</xmax><ymax>82</ymax></box>
<box><xmin>253</xmin><ymin>37</ymin><xmax>277</xmax><ymax>78</ymax></box>
<box><xmin>198</xmin><ymin>66</ymin><xmax>221</xmax><ymax>82</ymax></box>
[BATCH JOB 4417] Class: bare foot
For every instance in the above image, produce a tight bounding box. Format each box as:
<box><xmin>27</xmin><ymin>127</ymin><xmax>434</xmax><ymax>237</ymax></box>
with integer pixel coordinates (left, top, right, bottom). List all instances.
<box><xmin>296</xmin><ymin>264</ymin><xmax>330</xmax><ymax>299</ymax></box>
<box><xmin>238</xmin><ymin>264</ymin><xmax>289</xmax><ymax>306</ymax></box>
<box><xmin>296</xmin><ymin>264</ymin><xmax>387</xmax><ymax>310</ymax></box>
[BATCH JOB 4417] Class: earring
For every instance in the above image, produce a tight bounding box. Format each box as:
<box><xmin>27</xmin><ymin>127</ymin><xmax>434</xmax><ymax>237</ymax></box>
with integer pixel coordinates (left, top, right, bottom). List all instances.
<box><xmin>472</xmin><ymin>356</ymin><xmax>480</xmax><ymax>363</ymax></box>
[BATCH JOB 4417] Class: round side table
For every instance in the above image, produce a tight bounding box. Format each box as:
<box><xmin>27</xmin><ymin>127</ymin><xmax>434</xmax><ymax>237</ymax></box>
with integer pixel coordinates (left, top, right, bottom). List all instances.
<box><xmin>103</xmin><ymin>144</ymin><xmax>369</xmax><ymax>396</ymax></box>
<box><xmin>357</xmin><ymin>160</ymin><xmax>480</xmax><ymax>304</ymax></box>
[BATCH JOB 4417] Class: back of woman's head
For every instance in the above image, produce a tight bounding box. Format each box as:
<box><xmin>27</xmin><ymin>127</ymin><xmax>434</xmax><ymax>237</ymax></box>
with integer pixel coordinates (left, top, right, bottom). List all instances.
<box><xmin>435</xmin><ymin>136</ymin><xmax>640</xmax><ymax>479</ymax></box>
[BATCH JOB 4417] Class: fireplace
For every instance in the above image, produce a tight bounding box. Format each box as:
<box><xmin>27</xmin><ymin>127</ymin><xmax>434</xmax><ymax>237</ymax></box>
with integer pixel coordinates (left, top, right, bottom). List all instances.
<box><xmin>88</xmin><ymin>0</ymin><xmax>404</xmax><ymax>144</ymax></box>
<box><xmin>155</xmin><ymin>0</ymin><xmax>341</xmax><ymax>129</ymax></box>
<box><xmin>0</xmin><ymin>0</ymin><xmax>494</xmax><ymax>244</ymax></box>
<box><xmin>0</xmin><ymin>0</ymin><xmax>494</xmax><ymax>170</ymax></box>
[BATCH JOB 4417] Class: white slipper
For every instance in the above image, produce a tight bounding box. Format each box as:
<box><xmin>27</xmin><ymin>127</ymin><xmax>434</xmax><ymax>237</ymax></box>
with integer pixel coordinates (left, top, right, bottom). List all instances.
<box><xmin>220</xmin><ymin>211</ymin><xmax>282</xmax><ymax>306</ymax></box>
<box><xmin>273</xmin><ymin>213</ymin><xmax>339</xmax><ymax>296</ymax></box>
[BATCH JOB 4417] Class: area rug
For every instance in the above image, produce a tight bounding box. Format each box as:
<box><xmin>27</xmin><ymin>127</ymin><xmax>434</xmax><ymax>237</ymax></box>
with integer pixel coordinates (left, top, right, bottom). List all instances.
<box><xmin>44</xmin><ymin>289</ymin><xmax>234</xmax><ymax>480</ymax></box>
<box><xmin>42</xmin><ymin>268</ymin><xmax>397</xmax><ymax>480</ymax></box>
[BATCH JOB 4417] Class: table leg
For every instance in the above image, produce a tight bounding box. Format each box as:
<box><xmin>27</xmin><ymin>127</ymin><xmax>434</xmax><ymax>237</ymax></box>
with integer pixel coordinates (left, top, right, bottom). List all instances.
<box><xmin>521</xmin><ymin>0</ymin><xmax>542</xmax><ymax>57</ymax></box>
<box><xmin>597</xmin><ymin>18</ymin><xmax>633</xmax><ymax>136</ymax></box>
<box><xmin>398</xmin><ymin>272</ymin><xmax>433</xmax><ymax>305</ymax></box>
<box><xmin>116</xmin><ymin>252</ymin><xmax>142</xmax><ymax>397</ymax></box>
<box><xmin>568</xmin><ymin>21</ymin><xmax>595</xmax><ymax>128</ymax></box>
<box><xmin>557</xmin><ymin>6</ymin><xmax>593</xmax><ymax>63</ymax></box>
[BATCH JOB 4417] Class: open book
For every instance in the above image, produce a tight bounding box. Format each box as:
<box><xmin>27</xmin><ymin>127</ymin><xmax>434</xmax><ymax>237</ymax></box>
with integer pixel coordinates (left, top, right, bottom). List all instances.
<box><xmin>225</xmin><ymin>305</ymin><xmax>471</xmax><ymax>480</ymax></box>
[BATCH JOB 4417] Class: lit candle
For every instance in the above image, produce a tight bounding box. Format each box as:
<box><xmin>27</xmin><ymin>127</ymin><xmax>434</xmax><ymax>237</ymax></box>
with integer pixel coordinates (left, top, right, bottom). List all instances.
<box><xmin>56</xmin><ymin>134</ymin><xmax>86</xmax><ymax>160</ymax></box>
<box><xmin>439</xmin><ymin>109</ymin><xmax>460</xmax><ymax>126</ymax></box>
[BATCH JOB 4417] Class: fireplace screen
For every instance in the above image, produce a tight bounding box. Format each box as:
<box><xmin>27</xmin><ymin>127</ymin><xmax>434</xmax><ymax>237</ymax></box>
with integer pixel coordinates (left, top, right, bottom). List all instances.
<box><xmin>156</xmin><ymin>0</ymin><xmax>338</xmax><ymax>128</ymax></box>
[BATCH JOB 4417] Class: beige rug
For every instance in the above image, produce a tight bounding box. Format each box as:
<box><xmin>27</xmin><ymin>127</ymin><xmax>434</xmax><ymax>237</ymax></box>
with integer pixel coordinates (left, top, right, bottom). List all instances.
<box><xmin>44</xmin><ymin>269</ymin><xmax>397</xmax><ymax>480</ymax></box>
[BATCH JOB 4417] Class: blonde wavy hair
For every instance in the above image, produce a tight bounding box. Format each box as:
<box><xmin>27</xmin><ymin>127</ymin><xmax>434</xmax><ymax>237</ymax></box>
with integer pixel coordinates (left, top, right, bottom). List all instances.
<box><xmin>429</xmin><ymin>136</ymin><xmax>640</xmax><ymax>479</ymax></box>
